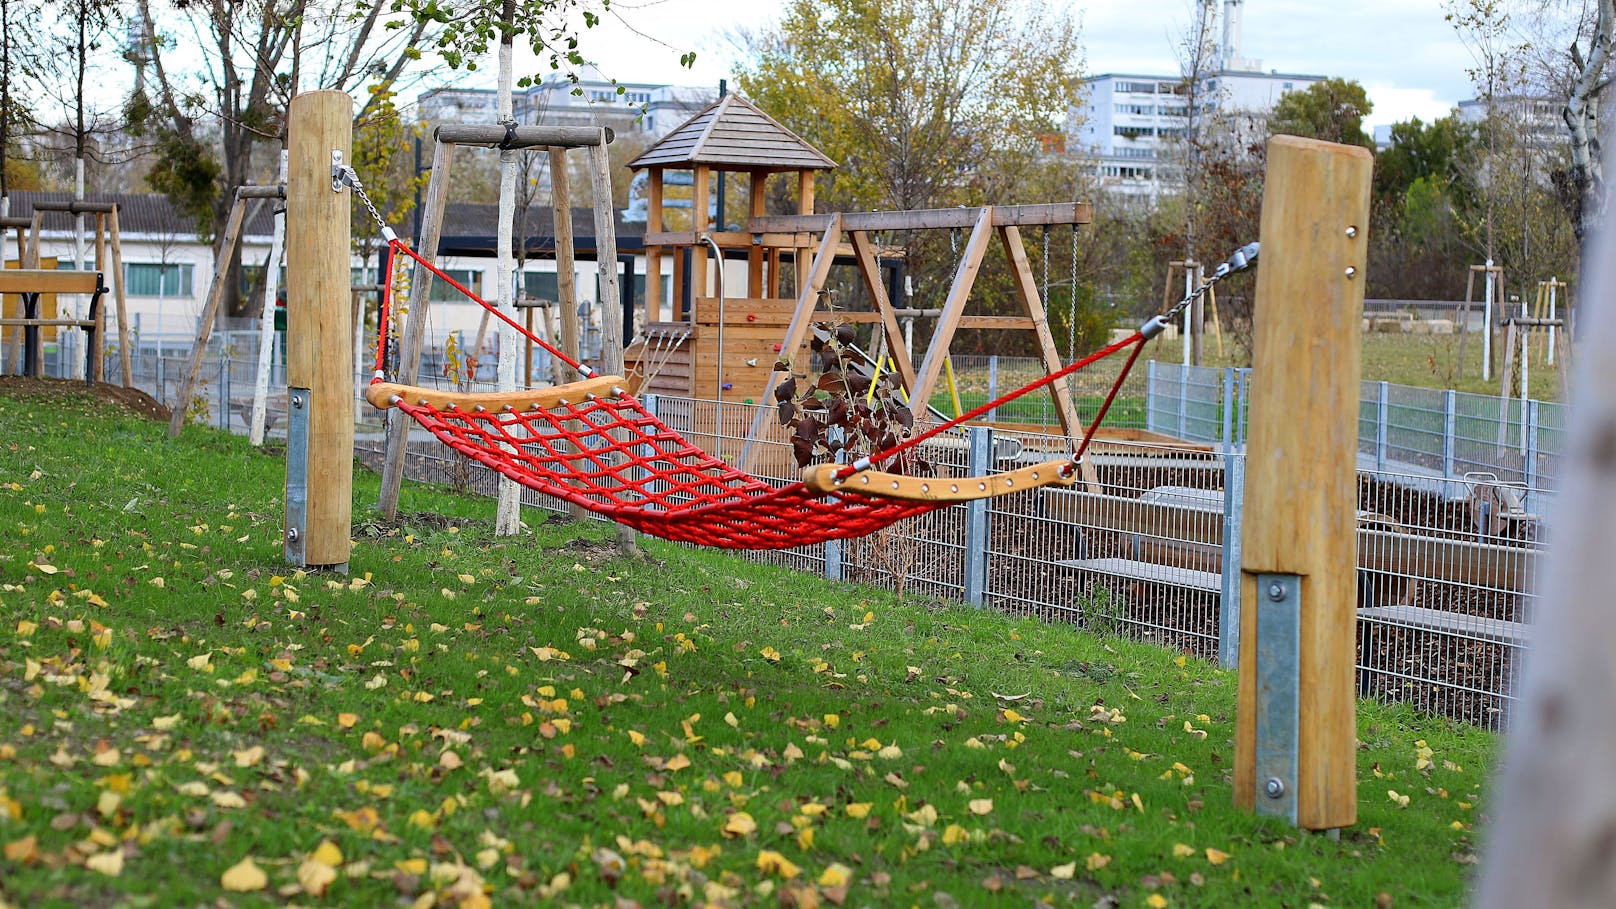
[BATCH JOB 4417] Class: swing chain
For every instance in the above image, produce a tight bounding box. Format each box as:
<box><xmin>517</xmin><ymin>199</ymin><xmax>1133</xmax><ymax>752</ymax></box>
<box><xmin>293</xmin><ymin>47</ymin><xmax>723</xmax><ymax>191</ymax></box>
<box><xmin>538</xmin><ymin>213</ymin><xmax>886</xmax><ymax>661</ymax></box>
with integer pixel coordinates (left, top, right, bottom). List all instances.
<box><xmin>1147</xmin><ymin>241</ymin><xmax>1259</xmax><ymax>336</ymax></box>
<box><xmin>336</xmin><ymin>165</ymin><xmax>398</xmax><ymax>243</ymax></box>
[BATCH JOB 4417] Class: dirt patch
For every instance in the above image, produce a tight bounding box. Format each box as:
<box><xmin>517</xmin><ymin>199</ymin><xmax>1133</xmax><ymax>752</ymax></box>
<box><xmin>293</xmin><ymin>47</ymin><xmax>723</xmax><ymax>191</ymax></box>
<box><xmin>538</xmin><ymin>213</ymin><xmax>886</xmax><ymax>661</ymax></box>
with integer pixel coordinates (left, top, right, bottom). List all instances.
<box><xmin>0</xmin><ymin>375</ymin><xmax>171</xmax><ymax>422</ymax></box>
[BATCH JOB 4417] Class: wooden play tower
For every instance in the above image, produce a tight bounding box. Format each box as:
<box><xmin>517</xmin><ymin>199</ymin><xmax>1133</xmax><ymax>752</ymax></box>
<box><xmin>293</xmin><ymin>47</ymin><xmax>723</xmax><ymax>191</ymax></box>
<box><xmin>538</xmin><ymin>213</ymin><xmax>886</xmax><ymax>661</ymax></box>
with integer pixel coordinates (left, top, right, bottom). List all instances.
<box><xmin>624</xmin><ymin>96</ymin><xmax>1095</xmax><ymax>469</ymax></box>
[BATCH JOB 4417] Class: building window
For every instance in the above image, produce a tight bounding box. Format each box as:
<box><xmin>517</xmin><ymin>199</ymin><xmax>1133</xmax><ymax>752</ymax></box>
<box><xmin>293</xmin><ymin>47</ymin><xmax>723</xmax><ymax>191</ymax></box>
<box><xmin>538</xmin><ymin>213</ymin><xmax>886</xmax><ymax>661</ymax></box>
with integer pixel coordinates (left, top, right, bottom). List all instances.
<box><xmin>430</xmin><ymin>268</ymin><xmax>483</xmax><ymax>302</ymax></box>
<box><xmin>1115</xmin><ymin>81</ymin><xmax>1157</xmax><ymax>94</ymax></box>
<box><xmin>124</xmin><ymin>262</ymin><xmax>194</xmax><ymax>297</ymax></box>
<box><xmin>1114</xmin><ymin>125</ymin><xmax>1153</xmax><ymax>139</ymax></box>
<box><xmin>523</xmin><ymin>271</ymin><xmax>560</xmax><ymax>301</ymax></box>
<box><xmin>1115</xmin><ymin>103</ymin><xmax>1153</xmax><ymax>116</ymax></box>
<box><xmin>1283</xmin><ymin>82</ymin><xmax>1293</xmax><ymax>91</ymax></box>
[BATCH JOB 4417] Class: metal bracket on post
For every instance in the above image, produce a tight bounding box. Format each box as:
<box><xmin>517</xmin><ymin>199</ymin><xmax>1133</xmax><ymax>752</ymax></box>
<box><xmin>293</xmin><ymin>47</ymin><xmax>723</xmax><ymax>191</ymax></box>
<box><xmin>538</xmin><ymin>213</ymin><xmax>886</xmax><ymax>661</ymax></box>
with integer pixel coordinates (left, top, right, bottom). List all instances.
<box><xmin>1254</xmin><ymin>572</ymin><xmax>1301</xmax><ymax>824</ymax></box>
<box><xmin>331</xmin><ymin>150</ymin><xmax>346</xmax><ymax>193</ymax></box>
<box><xmin>962</xmin><ymin>426</ymin><xmax>993</xmax><ymax>606</ymax></box>
<box><xmin>284</xmin><ymin>387</ymin><xmax>310</xmax><ymax>566</ymax></box>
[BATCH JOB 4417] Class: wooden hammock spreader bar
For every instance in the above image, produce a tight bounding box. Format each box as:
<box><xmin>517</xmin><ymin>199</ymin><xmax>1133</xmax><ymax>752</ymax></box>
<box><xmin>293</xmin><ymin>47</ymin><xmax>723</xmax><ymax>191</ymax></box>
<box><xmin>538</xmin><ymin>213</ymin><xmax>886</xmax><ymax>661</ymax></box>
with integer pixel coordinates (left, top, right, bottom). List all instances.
<box><xmin>803</xmin><ymin>458</ymin><xmax>1078</xmax><ymax>503</ymax></box>
<box><xmin>365</xmin><ymin>375</ymin><xmax>626</xmax><ymax>412</ymax></box>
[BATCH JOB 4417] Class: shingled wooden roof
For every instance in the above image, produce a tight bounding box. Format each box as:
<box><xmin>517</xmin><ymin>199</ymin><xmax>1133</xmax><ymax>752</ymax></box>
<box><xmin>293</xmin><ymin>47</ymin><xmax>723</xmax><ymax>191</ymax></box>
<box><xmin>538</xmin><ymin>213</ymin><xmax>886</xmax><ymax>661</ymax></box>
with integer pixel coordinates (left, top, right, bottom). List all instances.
<box><xmin>627</xmin><ymin>94</ymin><xmax>836</xmax><ymax>173</ymax></box>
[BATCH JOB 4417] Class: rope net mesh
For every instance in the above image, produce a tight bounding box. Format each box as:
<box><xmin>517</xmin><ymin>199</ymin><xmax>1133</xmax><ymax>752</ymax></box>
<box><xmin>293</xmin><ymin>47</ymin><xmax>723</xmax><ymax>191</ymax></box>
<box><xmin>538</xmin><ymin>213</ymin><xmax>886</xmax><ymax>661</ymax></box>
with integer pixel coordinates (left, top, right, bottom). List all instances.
<box><xmin>391</xmin><ymin>390</ymin><xmax>943</xmax><ymax>549</ymax></box>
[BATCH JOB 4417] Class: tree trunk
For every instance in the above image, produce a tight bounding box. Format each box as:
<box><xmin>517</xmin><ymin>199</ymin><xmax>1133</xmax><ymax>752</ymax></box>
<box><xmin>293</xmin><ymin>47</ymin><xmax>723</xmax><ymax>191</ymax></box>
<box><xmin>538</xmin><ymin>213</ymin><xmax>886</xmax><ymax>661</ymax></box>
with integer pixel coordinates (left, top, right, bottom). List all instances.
<box><xmin>1476</xmin><ymin>171</ymin><xmax>1616</xmax><ymax>908</ymax></box>
<box><xmin>1563</xmin><ymin>0</ymin><xmax>1613</xmax><ymax>247</ymax></box>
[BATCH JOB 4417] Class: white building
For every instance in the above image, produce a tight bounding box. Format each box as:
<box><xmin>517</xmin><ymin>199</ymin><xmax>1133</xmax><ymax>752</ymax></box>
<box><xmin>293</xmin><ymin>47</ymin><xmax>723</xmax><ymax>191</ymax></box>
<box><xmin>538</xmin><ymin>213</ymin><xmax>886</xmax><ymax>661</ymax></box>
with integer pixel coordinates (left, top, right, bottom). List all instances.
<box><xmin>417</xmin><ymin>66</ymin><xmax>716</xmax><ymax>141</ymax></box>
<box><xmin>1071</xmin><ymin>0</ymin><xmax>1326</xmax><ymax>198</ymax></box>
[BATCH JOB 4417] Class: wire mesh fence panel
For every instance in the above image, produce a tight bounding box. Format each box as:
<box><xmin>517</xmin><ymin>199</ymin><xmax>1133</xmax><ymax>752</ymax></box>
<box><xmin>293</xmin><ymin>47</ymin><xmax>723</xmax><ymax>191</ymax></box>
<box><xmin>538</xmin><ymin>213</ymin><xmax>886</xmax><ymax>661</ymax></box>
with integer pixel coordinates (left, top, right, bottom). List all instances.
<box><xmin>1354</xmin><ymin>466</ymin><xmax>1540</xmax><ymax>728</ymax></box>
<box><xmin>986</xmin><ymin>428</ymin><xmax>1227</xmax><ymax>656</ymax></box>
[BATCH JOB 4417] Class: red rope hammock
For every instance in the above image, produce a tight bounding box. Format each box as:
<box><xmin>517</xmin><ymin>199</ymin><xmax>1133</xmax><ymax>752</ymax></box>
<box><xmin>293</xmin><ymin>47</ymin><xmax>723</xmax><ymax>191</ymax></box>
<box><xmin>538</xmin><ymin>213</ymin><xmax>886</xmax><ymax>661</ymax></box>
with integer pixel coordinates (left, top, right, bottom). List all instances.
<box><xmin>371</xmin><ymin>237</ymin><xmax>1147</xmax><ymax>550</ymax></box>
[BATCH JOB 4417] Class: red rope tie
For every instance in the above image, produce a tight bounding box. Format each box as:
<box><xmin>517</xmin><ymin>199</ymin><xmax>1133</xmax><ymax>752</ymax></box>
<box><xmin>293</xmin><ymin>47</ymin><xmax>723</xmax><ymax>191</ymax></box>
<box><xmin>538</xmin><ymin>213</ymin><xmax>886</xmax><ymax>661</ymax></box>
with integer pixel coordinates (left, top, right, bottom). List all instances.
<box><xmin>384</xmin><ymin>239</ymin><xmax>595</xmax><ymax>381</ymax></box>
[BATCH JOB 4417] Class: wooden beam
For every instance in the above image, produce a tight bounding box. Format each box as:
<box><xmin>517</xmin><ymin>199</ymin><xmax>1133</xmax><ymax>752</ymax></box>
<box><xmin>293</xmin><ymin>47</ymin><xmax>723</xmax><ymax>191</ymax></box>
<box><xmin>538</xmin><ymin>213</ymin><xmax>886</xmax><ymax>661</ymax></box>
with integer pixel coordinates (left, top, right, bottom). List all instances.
<box><xmin>28</xmin><ymin>200</ymin><xmax>117</xmax><ymax>214</ymax></box>
<box><xmin>550</xmin><ymin>147</ymin><xmax>581</xmax><ymax>369</ymax></box>
<box><xmin>742</xmin><ymin>213</ymin><xmax>842</xmax><ymax>470</ymax></box>
<box><xmin>850</xmin><ymin>229</ymin><xmax>919</xmax><ymax>395</ymax></box>
<box><xmin>433</xmin><ymin>124</ymin><xmax>612</xmax><ymax>149</ymax></box>
<box><xmin>646</xmin><ymin>170</ymin><xmax>664</xmax><ymax>322</ymax></box>
<box><xmin>692</xmin><ymin>165</ymin><xmax>710</xmax><ymax>301</ymax></box>
<box><xmin>378</xmin><ymin>139</ymin><xmax>458</xmax><ymax>519</ymax></box>
<box><xmin>803</xmin><ymin>458</ymin><xmax>1077</xmax><ymax>501</ymax></box>
<box><xmin>0</xmin><ymin>270</ymin><xmax>101</xmax><ymax>294</ymax></box>
<box><xmin>750</xmin><ymin>202</ymin><xmax>1093</xmax><ymax>234</ymax></box>
<box><xmin>910</xmin><ymin>206</ymin><xmax>994</xmax><ymax>415</ymax></box>
<box><xmin>794</xmin><ymin>172</ymin><xmax>815</xmax><ymax>297</ymax></box>
<box><xmin>167</xmin><ymin>195</ymin><xmax>249</xmax><ymax>439</ymax></box>
<box><xmin>366</xmin><ymin>375</ymin><xmax>624</xmax><ymax>412</ymax></box>
<box><xmin>1001</xmin><ymin>224</ymin><xmax>1083</xmax><ymax>440</ymax></box>
<box><xmin>748</xmin><ymin>172</ymin><xmax>767</xmax><ymax>298</ymax></box>
<box><xmin>1234</xmin><ymin>135</ymin><xmax>1372</xmax><ymax>832</ymax></box>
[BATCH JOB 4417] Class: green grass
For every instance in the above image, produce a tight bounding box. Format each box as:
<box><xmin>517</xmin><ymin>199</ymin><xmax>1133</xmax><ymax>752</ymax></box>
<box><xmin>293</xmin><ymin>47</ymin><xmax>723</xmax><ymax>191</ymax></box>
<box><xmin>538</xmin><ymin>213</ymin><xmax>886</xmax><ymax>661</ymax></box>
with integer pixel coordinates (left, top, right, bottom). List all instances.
<box><xmin>0</xmin><ymin>384</ymin><xmax>1494</xmax><ymax>907</ymax></box>
<box><xmin>1197</xmin><ymin>332</ymin><xmax>1565</xmax><ymax>402</ymax></box>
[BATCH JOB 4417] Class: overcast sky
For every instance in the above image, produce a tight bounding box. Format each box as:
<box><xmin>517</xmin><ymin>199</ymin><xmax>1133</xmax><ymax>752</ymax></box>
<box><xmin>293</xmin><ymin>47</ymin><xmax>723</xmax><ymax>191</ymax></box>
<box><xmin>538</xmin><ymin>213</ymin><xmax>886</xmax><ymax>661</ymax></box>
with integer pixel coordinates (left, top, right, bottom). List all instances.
<box><xmin>522</xmin><ymin>0</ymin><xmax>1483</xmax><ymax>130</ymax></box>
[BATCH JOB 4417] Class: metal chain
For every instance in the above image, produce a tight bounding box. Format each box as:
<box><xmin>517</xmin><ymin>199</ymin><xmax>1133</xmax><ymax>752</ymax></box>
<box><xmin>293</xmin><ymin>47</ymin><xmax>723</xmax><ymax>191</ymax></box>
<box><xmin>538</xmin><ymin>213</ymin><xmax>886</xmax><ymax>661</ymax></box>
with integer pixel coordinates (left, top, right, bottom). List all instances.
<box><xmin>1159</xmin><ymin>241</ymin><xmax>1259</xmax><ymax>327</ymax></box>
<box><xmin>338</xmin><ymin>165</ymin><xmax>395</xmax><ymax>239</ymax></box>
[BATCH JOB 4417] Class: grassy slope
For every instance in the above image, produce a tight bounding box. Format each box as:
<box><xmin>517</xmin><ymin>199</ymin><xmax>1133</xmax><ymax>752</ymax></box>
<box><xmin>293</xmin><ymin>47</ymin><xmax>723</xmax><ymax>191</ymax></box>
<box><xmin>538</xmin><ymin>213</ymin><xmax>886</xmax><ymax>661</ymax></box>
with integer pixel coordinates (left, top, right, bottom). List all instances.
<box><xmin>0</xmin><ymin>387</ymin><xmax>1492</xmax><ymax>908</ymax></box>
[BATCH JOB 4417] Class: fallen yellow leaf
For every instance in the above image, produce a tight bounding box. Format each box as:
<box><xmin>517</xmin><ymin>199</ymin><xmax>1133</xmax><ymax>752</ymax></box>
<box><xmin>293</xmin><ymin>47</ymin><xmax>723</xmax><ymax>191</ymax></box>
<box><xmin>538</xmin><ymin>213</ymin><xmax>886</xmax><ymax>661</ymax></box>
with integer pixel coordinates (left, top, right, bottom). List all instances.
<box><xmin>220</xmin><ymin>856</ymin><xmax>268</xmax><ymax>891</ymax></box>
<box><xmin>85</xmin><ymin>850</ymin><xmax>124</xmax><ymax>876</ymax></box>
<box><xmin>968</xmin><ymin>798</ymin><xmax>994</xmax><ymax>815</ymax></box>
<box><xmin>1086</xmin><ymin>852</ymin><xmax>1111</xmax><ymax>871</ymax></box>
<box><xmin>1050</xmin><ymin>861</ymin><xmax>1077</xmax><ymax>879</ymax></box>
<box><xmin>297</xmin><ymin>859</ymin><xmax>337</xmax><ymax>896</ymax></box>
<box><xmin>755</xmin><ymin>850</ymin><xmax>800</xmax><ymax>878</ymax></box>
<box><xmin>1173</xmin><ymin>843</ymin><xmax>1196</xmax><ymax>858</ymax></box>
<box><xmin>722</xmin><ymin>811</ymin><xmax>757</xmax><ymax>838</ymax></box>
<box><xmin>1205</xmin><ymin>847</ymin><xmax>1231</xmax><ymax>866</ymax></box>
<box><xmin>310</xmin><ymin>840</ymin><xmax>343</xmax><ymax>867</ymax></box>
<box><xmin>819</xmin><ymin>862</ymin><xmax>853</xmax><ymax>887</ymax></box>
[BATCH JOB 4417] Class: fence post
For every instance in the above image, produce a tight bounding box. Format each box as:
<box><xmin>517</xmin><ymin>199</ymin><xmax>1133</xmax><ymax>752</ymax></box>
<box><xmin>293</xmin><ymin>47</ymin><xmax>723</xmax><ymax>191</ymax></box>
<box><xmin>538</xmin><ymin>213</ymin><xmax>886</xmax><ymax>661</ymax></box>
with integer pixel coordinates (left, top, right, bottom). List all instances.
<box><xmin>1220</xmin><ymin>448</ymin><xmax>1245</xmax><ymax>669</ymax></box>
<box><xmin>1525</xmin><ymin>399</ymin><xmax>1540</xmax><ymax>512</ymax></box>
<box><xmin>1176</xmin><ymin>363</ymin><xmax>1188</xmax><ymax>440</ymax></box>
<box><xmin>962</xmin><ymin>426</ymin><xmax>993</xmax><ymax>607</ymax></box>
<box><xmin>1234</xmin><ymin>135</ymin><xmax>1370</xmax><ymax>832</ymax></box>
<box><xmin>1443</xmin><ymin>389</ymin><xmax>1457</xmax><ymax>480</ymax></box>
<box><xmin>1221</xmin><ymin>368</ymin><xmax>1236</xmax><ymax>447</ymax></box>
<box><xmin>987</xmin><ymin>355</ymin><xmax>999</xmax><ymax>421</ymax></box>
<box><xmin>825</xmin><ymin>421</ymin><xmax>844</xmax><ymax>581</ymax></box>
<box><xmin>1375</xmin><ymin>381</ymin><xmax>1389</xmax><ymax>472</ymax></box>
<box><xmin>1145</xmin><ymin>359</ymin><xmax>1158</xmax><ymax>434</ymax></box>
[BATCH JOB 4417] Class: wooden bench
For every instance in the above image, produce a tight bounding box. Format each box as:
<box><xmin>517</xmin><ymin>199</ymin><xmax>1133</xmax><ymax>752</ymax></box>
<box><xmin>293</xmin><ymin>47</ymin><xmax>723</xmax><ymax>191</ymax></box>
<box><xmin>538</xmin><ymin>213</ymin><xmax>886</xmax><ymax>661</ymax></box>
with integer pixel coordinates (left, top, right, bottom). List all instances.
<box><xmin>0</xmin><ymin>269</ymin><xmax>107</xmax><ymax>381</ymax></box>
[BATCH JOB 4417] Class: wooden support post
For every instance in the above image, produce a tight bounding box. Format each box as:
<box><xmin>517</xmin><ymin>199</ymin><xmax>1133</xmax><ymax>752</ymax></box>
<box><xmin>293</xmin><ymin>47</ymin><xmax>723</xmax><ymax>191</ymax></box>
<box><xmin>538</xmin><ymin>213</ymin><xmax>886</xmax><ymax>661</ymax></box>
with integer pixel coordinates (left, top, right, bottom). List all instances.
<box><xmin>748</xmin><ymin>171</ymin><xmax>767</xmax><ymax>299</ymax></box>
<box><xmin>589</xmin><ymin>131</ymin><xmax>638</xmax><ymax>556</ymax></box>
<box><xmin>646</xmin><ymin>170</ymin><xmax>664</xmax><ymax>322</ymax></box>
<box><xmin>284</xmin><ymin>90</ymin><xmax>354</xmax><ymax>571</ymax></box>
<box><xmin>742</xmin><ymin>213</ymin><xmax>842</xmax><ymax>471</ymax></box>
<box><xmin>107</xmin><ymin>206</ymin><xmax>130</xmax><ymax>387</ymax></box>
<box><xmin>795</xmin><ymin>172</ymin><xmax>815</xmax><ymax>295</ymax></box>
<box><xmin>549</xmin><ymin>147</ymin><xmax>581</xmax><ymax>370</ymax></box>
<box><xmin>691</xmin><ymin>165</ymin><xmax>711</xmax><ymax>300</ymax></box>
<box><xmin>1234</xmin><ymin>135</ymin><xmax>1371</xmax><ymax>831</ymax></box>
<box><xmin>850</xmin><ymin>230</ymin><xmax>918</xmax><ymax>396</ymax></box>
<box><xmin>377</xmin><ymin>138</ymin><xmax>456</xmax><ymax>520</ymax></box>
<box><xmin>911</xmin><ymin>207</ymin><xmax>993</xmax><ymax>413</ymax></box>
<box><xmin>166</xmin><ymin>193</ymin><xmax>249</xmax><ymax>439</ymax></box>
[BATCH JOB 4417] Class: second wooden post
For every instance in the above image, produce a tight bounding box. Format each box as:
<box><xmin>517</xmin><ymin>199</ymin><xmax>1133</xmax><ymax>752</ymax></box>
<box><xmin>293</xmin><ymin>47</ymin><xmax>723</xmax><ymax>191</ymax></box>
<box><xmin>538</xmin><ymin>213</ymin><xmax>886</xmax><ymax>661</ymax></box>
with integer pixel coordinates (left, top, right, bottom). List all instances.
<box><xmin>1234</xmin><ymin>135</ymin><xmax>1372</xmax><ymax>830</ymax></box>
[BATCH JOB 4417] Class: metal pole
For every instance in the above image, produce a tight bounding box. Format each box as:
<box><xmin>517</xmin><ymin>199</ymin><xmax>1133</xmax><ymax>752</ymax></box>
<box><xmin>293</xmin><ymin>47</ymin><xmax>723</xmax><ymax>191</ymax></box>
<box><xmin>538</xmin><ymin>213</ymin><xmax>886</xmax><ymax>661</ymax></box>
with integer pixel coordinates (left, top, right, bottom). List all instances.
<box><xmin>1146</xmin><ymin>359</ymin><xmax>1158</xmax><ymax>435</ymax></box>
<box><xmin>1547</xmin><ymin>277</ymin><xmax>1558</xmax><ymax>366</ymax></box>
<box><xmin>961</xmin><ymin>426</ymin><xmax>993</xmax><ymax>607</ymax></box>
<box><xmin>1482</xmin><ymin>259</ymin><xmax>1494</xmax><ymax>383</ymax></box>
<box><xmin>1443</xmin><ymin>389</ymin><xmax>1457</xmax><ymax>480</ymax></box>
<box><xmin>1375</xmin><ymin>381</ymin><xmax>1389</xmax><ymax>472</ymax></box>
<box><xmin>987</xmin><ymin>355</ymin><xmax>999</xmax><ymax>422</ymax></box>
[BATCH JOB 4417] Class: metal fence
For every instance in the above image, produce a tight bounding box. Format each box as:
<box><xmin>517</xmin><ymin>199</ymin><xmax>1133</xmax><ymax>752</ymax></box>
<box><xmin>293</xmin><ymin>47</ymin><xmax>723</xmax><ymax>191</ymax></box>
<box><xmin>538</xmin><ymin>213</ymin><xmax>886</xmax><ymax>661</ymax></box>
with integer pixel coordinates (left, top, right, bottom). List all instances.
<box><xmin>18</xmin><ymin>338</ymin><xmax>1541</xmax><ymax>728</ymax></box>
<box><xmin>345</xmin><ymin>392</ymin><xmax>1538</xmax><ymax>728</ymax></box>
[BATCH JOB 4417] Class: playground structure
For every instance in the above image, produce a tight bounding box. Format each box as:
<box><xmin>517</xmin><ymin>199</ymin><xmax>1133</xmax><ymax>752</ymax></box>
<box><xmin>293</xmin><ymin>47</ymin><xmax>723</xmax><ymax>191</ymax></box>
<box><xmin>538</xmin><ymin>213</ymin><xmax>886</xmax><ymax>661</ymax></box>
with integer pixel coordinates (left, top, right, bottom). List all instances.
<box><xmin>0</xmin><ymin>200</ymin><xmax>130</xmax><ymax>384</ymax></box>
<box><xmin>277</xmin><ymin>86</ymin><xmax>1563</xmax><ymax>833</ymax></box>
